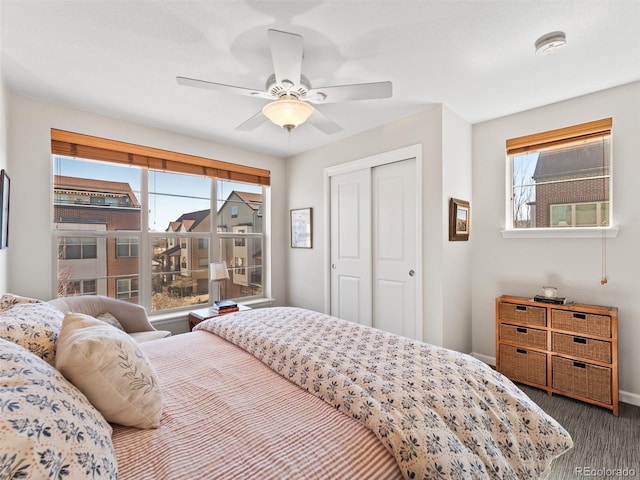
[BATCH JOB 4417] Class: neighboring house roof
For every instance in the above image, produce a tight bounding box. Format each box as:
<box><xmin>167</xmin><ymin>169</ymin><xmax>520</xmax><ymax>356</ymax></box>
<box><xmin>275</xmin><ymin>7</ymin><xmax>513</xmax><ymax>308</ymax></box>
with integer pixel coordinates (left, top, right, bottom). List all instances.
<box><xmin>217</xmin><ymin>190</ymin><xmax>262</xmax><ymax>214</ymax></box>
<box><xmin>233</xmin><ymin>191</ymin><xmax>262</xmax><ymax>211</ymax></box>
<box><xmin>166</xmin><ymin>191</ymin><xmax>261</xmax><ymax>232</ymax></box>
<box><xmin>533</xmin><ymin>142</ymin><xmax>610</xmax><ymax>180</ymax></box>
<box><xmin>54</xmin><ymin>175</ymin><xmax>141</xmax><ymax>207</ymax></box>
<box><xmin>166</xmin><ymin>208</ymin><xmax>209</xmax><ymax>232</ymax></box>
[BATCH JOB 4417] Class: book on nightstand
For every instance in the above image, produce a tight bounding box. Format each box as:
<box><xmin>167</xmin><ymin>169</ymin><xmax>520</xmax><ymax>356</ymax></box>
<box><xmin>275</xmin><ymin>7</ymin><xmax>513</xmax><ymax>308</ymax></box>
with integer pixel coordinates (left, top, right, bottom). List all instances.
<box><xmin>215</xmin><ymin>300</ymin><xmax>238</xmax><ymax>309</ymax></box>
<box><xmin>532</xmin><ymin>295</ymin><xmax>574</xmax><ymax>305</ymax></box>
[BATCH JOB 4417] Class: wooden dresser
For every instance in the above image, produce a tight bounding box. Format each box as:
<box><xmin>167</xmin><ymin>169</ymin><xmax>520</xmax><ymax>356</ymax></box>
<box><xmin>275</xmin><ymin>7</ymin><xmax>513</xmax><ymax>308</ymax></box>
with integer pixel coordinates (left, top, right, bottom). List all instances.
<box><xmin>495</xmin><ymin>295</ymin><xmax>618</xmax><ymax>415</ymax></box>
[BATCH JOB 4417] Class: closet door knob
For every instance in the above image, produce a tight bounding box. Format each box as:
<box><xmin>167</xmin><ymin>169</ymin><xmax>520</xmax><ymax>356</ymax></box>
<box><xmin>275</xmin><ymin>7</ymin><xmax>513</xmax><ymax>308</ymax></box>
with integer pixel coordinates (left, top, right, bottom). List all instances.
<box><xmin>408</xmin><ymin>269</ymin><xmax>415</xmax><ymax>277</ymax></box>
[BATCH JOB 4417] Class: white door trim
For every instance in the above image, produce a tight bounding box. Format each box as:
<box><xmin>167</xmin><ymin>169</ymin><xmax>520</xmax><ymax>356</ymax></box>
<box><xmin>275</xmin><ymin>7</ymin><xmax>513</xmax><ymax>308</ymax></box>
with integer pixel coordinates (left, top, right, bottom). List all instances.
<box><xmin>323</xmin><ymin>144</ymin><xmax>423</xmax><ymax>341</ymax></box>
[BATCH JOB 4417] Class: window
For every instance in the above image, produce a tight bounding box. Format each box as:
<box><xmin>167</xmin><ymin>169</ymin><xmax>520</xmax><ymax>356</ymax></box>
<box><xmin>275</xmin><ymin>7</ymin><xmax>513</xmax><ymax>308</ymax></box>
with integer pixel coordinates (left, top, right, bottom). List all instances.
<box><xmin>58</xmin><ymin>237</ymin><xmax>97</xmax><ymax>260</ymax></box>
<box><xmin>507</xmin><ymin>118</ymin><xmax>612</xmax><ymax>230</ymax></box>
<box><xmin>117</xmin><ymin>278</ymin><xmax>138</xmax><ymax>299</ymax></box>
<box><xmin>116</xmin><ymin>237</ymin><xmax>138</xmax><ymax>257</ymax></box>
<box><xmin>64</xmin><ymin>279</ymin><xmax>97</xmax><ymax>297</ymax></box>
<box><xmin>218</xmin><ymin>183</ymin><xmax>263</xmax><ymax>298</ymax></box>
<box><xmin>51</xmin><ymin>129</ymin><xmax>270</xmax><ymax>313</ymax></box>
<box><xmin>550</xmin><ymin>202</ymin><xmax>609</xmax><ymax>228</ymax></box>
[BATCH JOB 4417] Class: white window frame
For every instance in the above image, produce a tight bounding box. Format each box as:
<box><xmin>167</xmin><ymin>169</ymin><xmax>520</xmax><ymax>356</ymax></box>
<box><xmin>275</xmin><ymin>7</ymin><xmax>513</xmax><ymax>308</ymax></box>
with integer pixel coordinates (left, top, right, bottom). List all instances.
<box><xmin>502</xmin><ymin>119</ymin><xmax>618</xmax><ymax>239</ymax></box>
<box><xmin>53</xmin><ymin>158</ymin><xmax>271</xmax><ymax>313</ymax></box>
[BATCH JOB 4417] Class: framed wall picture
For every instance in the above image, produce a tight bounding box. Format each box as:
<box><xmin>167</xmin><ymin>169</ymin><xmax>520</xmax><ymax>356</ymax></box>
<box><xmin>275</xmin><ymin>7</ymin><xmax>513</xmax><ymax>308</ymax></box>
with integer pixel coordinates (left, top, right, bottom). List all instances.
<box><xmin>449</xmin><ymin>197</ymin><xmax>469</xmax><ymax>241</ymax></box>
<box><xmin>290</xmin><ymin>207</ymin><xmax>312</xmax><ymax>248</ymax></box>
<box><xmin>0</xmin><ymin>170</ymin><xmax>9</xmax><ymax>249</ymax></box>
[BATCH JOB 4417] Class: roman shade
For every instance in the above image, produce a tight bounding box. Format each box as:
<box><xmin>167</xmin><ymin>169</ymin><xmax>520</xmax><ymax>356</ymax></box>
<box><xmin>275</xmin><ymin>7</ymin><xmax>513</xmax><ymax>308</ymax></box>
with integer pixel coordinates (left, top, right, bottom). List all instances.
<box><xmin>51</xmin><ymin>129</ymin><xmax>270</xmax><ymax>186</ymax></box>
<box><xmin>506</xmin><ymin>118</ymin><xmax>612</xmax><ymax>156</ymax></box>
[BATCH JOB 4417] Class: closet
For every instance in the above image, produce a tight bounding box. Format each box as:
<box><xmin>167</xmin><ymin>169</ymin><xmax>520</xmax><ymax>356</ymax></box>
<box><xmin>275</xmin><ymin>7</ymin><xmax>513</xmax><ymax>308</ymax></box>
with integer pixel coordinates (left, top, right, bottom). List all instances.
<box><xmin>327</xmin><ymin>145</ymin><xmax>421</xmax><ymax>339</ymax></box>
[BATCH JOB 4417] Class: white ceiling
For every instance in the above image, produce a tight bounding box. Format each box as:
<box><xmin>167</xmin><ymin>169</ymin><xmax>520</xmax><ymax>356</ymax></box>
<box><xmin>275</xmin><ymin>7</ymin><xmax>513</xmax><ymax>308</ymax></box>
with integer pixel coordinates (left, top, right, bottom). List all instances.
<box><xmin>2</xmin><ymin>1</ymin><xmax>639</xmax><ymax>158</ymax></box>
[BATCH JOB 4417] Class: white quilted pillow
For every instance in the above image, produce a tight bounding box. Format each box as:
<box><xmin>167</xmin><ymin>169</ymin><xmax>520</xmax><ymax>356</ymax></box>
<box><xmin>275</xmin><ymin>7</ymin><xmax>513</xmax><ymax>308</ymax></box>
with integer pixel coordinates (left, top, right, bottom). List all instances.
<box><xmin>55</xmin><ymin>312</ymin><xmax>163</xmax><ymax>428</ymax></box>
<box><xmin>0</xmin><ymin>337</ymin><xmax>118</xmax><ymax>479</ymax></box>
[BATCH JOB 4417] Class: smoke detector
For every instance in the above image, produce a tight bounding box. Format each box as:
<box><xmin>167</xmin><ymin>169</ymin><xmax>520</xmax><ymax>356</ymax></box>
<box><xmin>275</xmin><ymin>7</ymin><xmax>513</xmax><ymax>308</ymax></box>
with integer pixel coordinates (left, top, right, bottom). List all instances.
<box><xmin>535</xmin><ymin>31</ymin><xmax>567</xmax><ymax>56</ymax></box>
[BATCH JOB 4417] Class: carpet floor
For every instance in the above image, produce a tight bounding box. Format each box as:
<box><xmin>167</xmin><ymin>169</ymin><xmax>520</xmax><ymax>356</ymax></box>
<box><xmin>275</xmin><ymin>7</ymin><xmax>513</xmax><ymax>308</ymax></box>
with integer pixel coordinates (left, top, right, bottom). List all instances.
<box><xmin>517</xmin><ymin>385</ymin><xmax>640</xmax><ymax>479</ymax></box>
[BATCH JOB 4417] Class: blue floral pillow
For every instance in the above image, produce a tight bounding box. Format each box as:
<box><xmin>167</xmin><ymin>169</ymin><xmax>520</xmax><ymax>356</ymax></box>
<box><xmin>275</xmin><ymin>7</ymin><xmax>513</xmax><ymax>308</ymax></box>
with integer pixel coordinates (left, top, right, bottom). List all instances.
<box><xmin>0</xmin><ymin>301</ymin><xmax>64</xmax><ymax>365</ymax></box>
<box><xmin>0</xmin><ymin>337</ymin><xmax>118</xmax><ymax>479</ymax></box>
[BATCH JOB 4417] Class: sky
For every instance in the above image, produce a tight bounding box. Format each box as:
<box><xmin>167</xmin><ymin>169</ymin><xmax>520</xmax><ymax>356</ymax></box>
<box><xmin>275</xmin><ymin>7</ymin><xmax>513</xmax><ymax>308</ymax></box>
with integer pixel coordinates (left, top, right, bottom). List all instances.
<box><xmin>54</xmin><ymin>156</ymin><xmax>261</xmax><ymax>232</ymax></box>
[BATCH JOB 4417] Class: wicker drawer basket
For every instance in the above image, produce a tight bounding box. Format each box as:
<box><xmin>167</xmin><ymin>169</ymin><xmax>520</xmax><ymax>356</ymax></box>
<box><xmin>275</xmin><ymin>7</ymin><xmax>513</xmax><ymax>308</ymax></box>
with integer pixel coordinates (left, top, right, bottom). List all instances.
<box><xmin>499</xmin><ymin>303</ymin><xmax>546</xmax><ymax>327</ymax></box>
<box><xmin>552</xmin><ymin>332</ymin><xmax>611</xmax><ymax>363</ymax></box>
<box><xmin>551</xmin><ymin>309</ymin><xmax>611</xmax><ymax>338</ymax></box>
<box><xmin>499</xmin><ymin>344</ymin><xmax>547</xmax><ymax>386</ymax></box>
<box><xmin>552</xmin><ymin>356</ymin><xmax>612</xmax><ymax>405</ymax></box>
<box><xmin>500</xmin><ymin>324</ymin><xmax>547</xmax><ymax>349</ymax></box>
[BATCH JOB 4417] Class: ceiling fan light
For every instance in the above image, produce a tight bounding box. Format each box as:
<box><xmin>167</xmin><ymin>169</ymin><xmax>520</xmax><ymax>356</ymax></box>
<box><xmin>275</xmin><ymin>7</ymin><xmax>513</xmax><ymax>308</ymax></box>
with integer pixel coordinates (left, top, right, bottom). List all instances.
<box><xmin>535</xmin><ymin>31</ymin><xmax>566</xmax><ymax>56</ymax></box>
<box><xmin>262</xmin><ymin>95</ymin><xmax>314</xmax><ymax>131</ymax></box>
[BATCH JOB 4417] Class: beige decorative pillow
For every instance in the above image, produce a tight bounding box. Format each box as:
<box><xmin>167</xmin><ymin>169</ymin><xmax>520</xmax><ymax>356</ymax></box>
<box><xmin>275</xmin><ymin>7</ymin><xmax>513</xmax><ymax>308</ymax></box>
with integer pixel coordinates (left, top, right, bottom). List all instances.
<box><xmin>0</xmin><ymin>301</ymin><xmax>64</xmax><ymax>365</ymax></box>
<box><xmin>96</xmin><ymin>311</ymin><xmax>125</xmax><ymax>331</ymax></box>
<box><xmin>0</xmin><ymin>337</ymin><xmax>118</xmax><ymax>479</ymax></box>
<box><xmin>56</xmin><ymin>312</ymin><xmax>163</xmax><ymax>428</ymax></box>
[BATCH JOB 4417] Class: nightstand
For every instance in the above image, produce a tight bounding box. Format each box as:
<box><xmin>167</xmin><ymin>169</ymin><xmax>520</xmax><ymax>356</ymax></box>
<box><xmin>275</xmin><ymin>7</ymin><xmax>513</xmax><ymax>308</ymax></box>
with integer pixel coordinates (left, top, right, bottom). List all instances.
<box><xmin>188</xmin><ymin>304</ymin><xmax>251</xmax><ymax>331</ymax></box>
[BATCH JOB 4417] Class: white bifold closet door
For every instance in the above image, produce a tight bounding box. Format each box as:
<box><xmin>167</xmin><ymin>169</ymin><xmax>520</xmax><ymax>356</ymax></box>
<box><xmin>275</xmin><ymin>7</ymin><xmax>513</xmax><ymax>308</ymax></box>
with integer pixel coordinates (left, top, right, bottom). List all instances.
<box><xmin>330</xmin><ymin>158</ymin><xmax>417</xmax><ymax>338</ymax></box>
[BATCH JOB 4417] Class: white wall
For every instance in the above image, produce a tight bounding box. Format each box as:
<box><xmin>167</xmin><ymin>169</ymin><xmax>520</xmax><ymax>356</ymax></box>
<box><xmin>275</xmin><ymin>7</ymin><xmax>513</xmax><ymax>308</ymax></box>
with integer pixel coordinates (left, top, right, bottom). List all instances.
<box><xmin>472</xmin><ymin>80</ymin><xmax>640</xmax><ymax>403</ymax></box>
<box><xmin>6</xmin><ymin>94</ymin><xmax>287</xmax><ymax>306</ymax></box>
<box><xmin>0</xmin><ymin>44</ymin><xmax>7</xmax><ymax>293</ymax></box>
<box><xmin>286</xmin><ymin>105</ymin><xmax>473</xmax><ymax>351</ymax></box>
<box><xmin>442</xmin><ymin>108</ymin><xmax>472</xmax><ymax>353</ymax></box>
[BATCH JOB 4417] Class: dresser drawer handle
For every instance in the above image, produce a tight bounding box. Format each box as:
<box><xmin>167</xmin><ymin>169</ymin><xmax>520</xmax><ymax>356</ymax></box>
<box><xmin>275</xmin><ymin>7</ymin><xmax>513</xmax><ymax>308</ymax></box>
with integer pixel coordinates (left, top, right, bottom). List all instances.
<box><xmin>573</xmin><ymin>361</ymin><xmax>586</xmax><ymax>368</ymax></box>
<box><xmin>516</xmin><ymin>305</ymin><xmax>527</xmax><ymax>311</ymax></box>
<box><xmin>516</xmin><ymin>348</ymin><xmax>527</xmax><ymax>354</ymax></box>
<box><xmin>573</xmin><ymin>337</ymin><xmax>587</xmax><ymax>344</ymax></box>
<box><xmin>573</xmin><ymin>313</ymin><xmax>586</xmax><ymax>320</ymax></box>
<box><xmin>516</xmin><ymin>327</ymin><xmax>527</xmax><ymax>333</ymax></box>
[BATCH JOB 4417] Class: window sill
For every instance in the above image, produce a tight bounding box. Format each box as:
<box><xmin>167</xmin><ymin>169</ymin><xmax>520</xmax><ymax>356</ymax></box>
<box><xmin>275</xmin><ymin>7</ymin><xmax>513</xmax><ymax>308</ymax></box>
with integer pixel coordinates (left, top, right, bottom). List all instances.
<box><xmin>149</xmin><ymin>297</ymin><xmax>275</xmax><ymax>326</ymax></box>
<box><xmin>501</xmin><ymin>227</ymin><xmax>619</xmax><ymax>239</ymax></box>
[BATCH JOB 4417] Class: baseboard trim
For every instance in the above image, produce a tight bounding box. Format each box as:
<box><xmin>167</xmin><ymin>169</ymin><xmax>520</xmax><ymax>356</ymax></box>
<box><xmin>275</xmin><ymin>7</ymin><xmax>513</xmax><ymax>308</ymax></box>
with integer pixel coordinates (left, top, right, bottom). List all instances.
<box><xmin>470</xmin><ymin>352</ymin><xmax>495</xmax><ymax>367</ymax></box>
<box><xmin>469</xmin><ymin>351</ymin><xmax>640</xmax><ymax>408</ymax></box>
<box><xmin>619</xmin><ymin>390</ymin><xmax>640</xmax><ymax>407</ymax></box>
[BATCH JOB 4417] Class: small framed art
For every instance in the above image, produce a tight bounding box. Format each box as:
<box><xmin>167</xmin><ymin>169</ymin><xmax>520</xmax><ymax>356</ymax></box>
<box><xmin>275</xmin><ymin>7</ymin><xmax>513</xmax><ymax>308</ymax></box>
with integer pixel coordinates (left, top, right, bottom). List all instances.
<box><xmin>290</xmin><ymin>207</ymin><xmax>312</xmax><ymax>248</ymax></box>
<box><xmin>448</xmin><ymin>197</ymin><xmax>469</xmax><ymax>241</ymax></box>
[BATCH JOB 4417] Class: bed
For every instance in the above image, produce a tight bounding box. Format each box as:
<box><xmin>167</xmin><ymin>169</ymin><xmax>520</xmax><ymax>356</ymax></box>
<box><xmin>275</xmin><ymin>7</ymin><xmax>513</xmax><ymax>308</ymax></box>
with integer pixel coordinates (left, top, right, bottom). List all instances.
<box><xmin>1</xmin><ymin>300</ymin><xmax>573</xmax><ymax>479</ymax></box>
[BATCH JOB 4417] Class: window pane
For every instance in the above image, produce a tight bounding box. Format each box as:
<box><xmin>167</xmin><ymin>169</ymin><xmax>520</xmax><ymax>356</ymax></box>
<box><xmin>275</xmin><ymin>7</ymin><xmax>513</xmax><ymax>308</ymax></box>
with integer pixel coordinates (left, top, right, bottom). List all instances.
<box><xmin>219</xmin><ymin>236</ymin><xmax>263</xmax><ymax>299</ymax></box>
<box><xmin>601</xmin><ymin>203</ymin><xmax>610</xmax><ymax>226</ymax></box>
<box><xmin>54</xmin><ymin>156</ymin><xmax>141</xmax><ymax>231</ymax></box>
<box><xmin>150</xmin><ymin>236</ymin><xmax>210</xmax><ymax>312</ymax></box>
<box><xmin>575</xmin><ymin>203</ymin><xmax>598</xmax><ymax>226</ymax></box>
<box><xmin>511</xmin><ymin>137</ymin><xmax>610</xmax><ymax>229</ymax></box>
<box><xmin>149</xmin><ymin>170</ymin><xmax>211</xmax><ymax>232</ymax></box>
<box><xmin>217</xmin><ymin>181</ymin><xmax>263</xmax><ymax>234</ymax></box>
<box><xmin>57</xmin><ymin>235</ymin><xmax>139</xmax><ymax>301</ymax></box>
<box><xmin>550</xmin><ymin>205</ymin><xmax>572</xmax><ymax>227</ymax></box>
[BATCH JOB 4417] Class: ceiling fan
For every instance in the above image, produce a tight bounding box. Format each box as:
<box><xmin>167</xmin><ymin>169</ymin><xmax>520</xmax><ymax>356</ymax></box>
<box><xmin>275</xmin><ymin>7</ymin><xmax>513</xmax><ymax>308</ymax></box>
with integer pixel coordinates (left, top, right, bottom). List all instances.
<box><xmin>177</xmin><ymin>29</ymin><xmax>392</xmax><ymax>134</ymax></box>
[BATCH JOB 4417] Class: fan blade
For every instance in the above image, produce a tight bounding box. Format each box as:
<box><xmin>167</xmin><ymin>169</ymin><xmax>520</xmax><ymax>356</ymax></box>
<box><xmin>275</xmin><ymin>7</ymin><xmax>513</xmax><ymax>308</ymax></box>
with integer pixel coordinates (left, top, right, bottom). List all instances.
<box><xmin>235</xmin><ymin>111</ymin><xmax>269</xmax><ymax>132</ymax></box>
<box><xmin>177</xmin><ymin>76</ymin><xmax>273</xmax><ymax>100</ymax></box>
<box><xmin>268</xmin><ymin>29</ymin><xmax>303</xmax><ymax>89</ymax></box>
<box><xmin>306</xmin><ymin>81</ymin><xmax>392</xmax><ymax>104</ymax></box>
<box><xmin>306</xmin><ymin>108</ymin><xmax>342</xmax><ymax>135</ymax></box>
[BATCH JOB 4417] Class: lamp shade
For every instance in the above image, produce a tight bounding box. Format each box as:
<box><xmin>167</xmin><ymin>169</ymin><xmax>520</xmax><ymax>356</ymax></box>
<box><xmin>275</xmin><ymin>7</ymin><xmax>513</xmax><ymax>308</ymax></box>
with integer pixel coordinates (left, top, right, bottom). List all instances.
<box><xmin>262</xmin><ymin>95</ymin><xmax>314</xmax><ymax>131</ymax></box>
<box><xmin>209</xmin><ymin>261</ymin><xmax>229</xmax><ymax>282</ymax></box>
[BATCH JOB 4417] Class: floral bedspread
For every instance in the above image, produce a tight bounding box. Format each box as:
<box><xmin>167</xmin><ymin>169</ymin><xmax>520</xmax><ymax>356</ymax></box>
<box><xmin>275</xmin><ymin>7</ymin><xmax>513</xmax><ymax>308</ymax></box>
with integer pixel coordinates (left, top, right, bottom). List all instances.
<box><xmin>195</xmin><ymin>307</ymin><xmax>572</xmax><ymax>479</ymax></box>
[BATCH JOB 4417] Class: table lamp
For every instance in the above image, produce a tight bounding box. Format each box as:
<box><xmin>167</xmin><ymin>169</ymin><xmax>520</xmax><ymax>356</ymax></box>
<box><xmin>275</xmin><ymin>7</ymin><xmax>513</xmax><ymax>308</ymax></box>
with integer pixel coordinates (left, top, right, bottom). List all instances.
<box><xmin>209</xmin><ymin>261</ymin><xmax>229</xmax><ymax>302</ymax></box>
